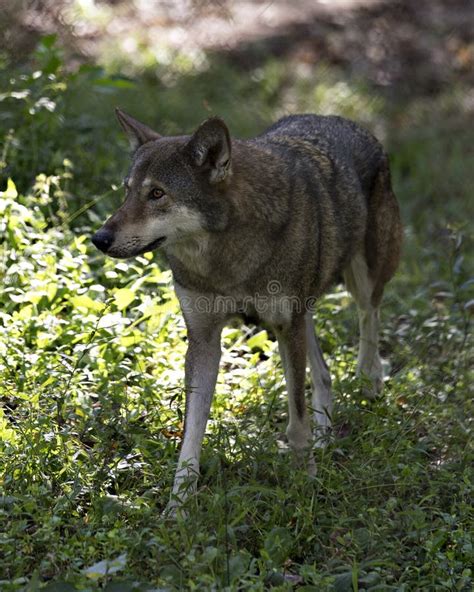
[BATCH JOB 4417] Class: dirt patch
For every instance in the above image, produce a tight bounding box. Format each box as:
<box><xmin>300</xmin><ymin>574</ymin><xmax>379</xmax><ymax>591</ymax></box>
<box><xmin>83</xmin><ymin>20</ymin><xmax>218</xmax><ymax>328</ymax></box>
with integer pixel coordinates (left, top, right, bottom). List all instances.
<box><xmin>2</xmin><ymin>0</ymin><xmax>473</xmax><ymax>99</ymax></box>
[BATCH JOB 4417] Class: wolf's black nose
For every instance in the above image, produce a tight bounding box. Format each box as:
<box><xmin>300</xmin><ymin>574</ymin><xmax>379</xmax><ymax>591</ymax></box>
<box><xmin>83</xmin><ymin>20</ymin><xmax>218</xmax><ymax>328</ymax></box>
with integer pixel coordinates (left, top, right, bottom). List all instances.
<box><xmin>91</xmin><ymin>229</ymin><xmax>114</xmax><ymax>253</ymax></box>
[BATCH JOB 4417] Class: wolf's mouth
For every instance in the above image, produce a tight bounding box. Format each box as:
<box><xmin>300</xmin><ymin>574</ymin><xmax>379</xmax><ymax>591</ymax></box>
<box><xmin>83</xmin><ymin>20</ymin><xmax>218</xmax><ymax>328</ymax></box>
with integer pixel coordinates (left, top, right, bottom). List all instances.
<box><xmin>140</xmin><ymin>236</ymin><xmax>166</xmax><ymax>253</ymax></box>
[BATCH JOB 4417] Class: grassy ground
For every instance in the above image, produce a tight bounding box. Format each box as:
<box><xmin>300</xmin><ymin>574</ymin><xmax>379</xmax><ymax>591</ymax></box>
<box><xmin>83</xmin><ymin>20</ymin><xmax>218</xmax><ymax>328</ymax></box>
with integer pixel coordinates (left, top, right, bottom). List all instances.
<box><xmin>0</xmin><ymin>32</ymin><xmax>473</xmax><ymax>591</ymax></box>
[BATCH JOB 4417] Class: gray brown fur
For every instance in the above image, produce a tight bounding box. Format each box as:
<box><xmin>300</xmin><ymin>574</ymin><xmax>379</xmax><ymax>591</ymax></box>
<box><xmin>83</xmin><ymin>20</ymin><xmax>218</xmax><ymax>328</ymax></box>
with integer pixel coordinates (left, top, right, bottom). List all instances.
<box><xmin>92</xmin><ymin>110</ymin><xmax>402</xmax><ymax>511</ymax></box>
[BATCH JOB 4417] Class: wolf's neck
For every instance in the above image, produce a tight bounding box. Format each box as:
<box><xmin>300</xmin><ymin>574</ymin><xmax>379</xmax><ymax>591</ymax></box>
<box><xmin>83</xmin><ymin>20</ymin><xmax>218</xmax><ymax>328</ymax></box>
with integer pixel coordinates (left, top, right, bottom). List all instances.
<box><xmin>164</xmin><ymin>223</ymin><xmax>275</xmax><ymax>295</ymax></box>
<box><xmin>165</xmin><ymin>233</ymin><xmax>212</xmax><ymax>278</ymax></box>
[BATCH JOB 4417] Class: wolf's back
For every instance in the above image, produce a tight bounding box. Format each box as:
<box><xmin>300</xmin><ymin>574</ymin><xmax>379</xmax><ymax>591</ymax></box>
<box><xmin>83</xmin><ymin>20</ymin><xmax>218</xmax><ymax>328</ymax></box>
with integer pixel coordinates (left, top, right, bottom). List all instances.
<box><xmin>258</xmin><ymin>114</ymin><xmax>384</xmax><ymax>196</ymax></box>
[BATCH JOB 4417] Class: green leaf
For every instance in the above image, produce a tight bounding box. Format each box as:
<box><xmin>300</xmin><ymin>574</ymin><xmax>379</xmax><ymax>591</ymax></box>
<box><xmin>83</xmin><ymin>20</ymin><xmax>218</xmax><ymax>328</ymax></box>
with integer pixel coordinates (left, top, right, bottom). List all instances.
<box><xmin>40</xmin><ymin>34</ymin><xmax>58</xmax><ymax>49</ymax></box>
<box><xmin>228</xmin><ymin>551</ymin><xmax>251</xmax><ymax>582</ymax></box>
<box><xmin>70</xmin><ymin>294</ymin><xmax>106</xmax><ymax>312</ymax></box>
<box><xmin>3</xmin><ymin>178</ymin><xmax>18</xmax><ymax>199</ymax></box>
<box><xmin>333</xmin><ymin>572</ymin><xmax>353</xmax><ymax>592</ymax></box>
<box><xmin>247</xmin><ymin>330</ymin><xmax>269</xmax><ymax>351</ymax></box>
<box><xmin>114</xmin><ymin>288</ymin><xmax>136</xmax><ymax>311</ymax></box>
<box><xmin>263</xmin><ymin>526</ymin><xmax>292</xmax><ymax>566</ymax></box>
<box><xmin>24</xmin><ymin>571</ymin><xmax>40</xmax><ymax>591</ymax></box>
<box><xmin>83</xmin><ymin>553</ymin><xmax>128</xmax><ymax>580</ymax></box>
<box><xmin>358</xmin><ymin>572</ymin><xmax>381</xmax><ymax>587</ymax></box>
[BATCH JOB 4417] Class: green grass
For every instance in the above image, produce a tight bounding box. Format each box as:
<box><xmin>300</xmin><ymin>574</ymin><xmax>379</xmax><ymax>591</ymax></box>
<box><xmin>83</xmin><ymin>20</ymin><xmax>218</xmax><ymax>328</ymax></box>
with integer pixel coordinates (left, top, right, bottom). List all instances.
<box><xmin>0</xmin><ymin>36</ymin><xmax>473</xmax><ymax>591</ymax></box>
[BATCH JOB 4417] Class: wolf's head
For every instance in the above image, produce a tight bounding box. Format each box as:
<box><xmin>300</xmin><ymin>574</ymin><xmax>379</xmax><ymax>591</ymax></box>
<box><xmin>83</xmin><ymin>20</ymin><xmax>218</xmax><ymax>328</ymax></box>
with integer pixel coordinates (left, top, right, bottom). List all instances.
<box><xmin>91</xmin><ymin>109</ymin><xmax>232</xmax><ymax>258</ymax></box>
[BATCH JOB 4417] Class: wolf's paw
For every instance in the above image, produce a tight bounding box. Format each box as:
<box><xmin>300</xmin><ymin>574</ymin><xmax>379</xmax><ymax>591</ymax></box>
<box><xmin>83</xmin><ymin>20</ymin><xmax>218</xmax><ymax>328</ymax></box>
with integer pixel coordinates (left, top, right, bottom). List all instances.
<box><xmin>307</xmin><ymin>453</ymin><xmax>318</xmax><ymax>478</ymax></box>
<box><xmin>162</xmin><ymin>498</ymin><xmax>188</xmax><ymax>520</ymax></box>
<box><xmin>357</xmin><ymin>363</ymin><xmax>384</xmax><ymax>400</ymax></box>
<box><xmin>360</xmin><ymin>380</ymin><xmax>383</xmax><ymax>400</ymax></box>
<box><xmin>289</xmin><ymin>445</ymin><xmax>318</xmax><ymax>478</ymax></box>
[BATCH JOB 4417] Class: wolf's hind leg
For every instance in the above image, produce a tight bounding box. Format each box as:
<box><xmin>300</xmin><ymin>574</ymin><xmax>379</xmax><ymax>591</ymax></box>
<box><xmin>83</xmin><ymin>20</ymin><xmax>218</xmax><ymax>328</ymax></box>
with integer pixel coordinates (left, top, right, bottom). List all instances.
<box><xmin>344</xmin><ymin>253</ymin><xmax>384</xmax><ymax>397</ymax></box>
<box><xmin>305</xmin><ymin>312</ymin><xmax>333</xmax><ymax>447</ymax></box>
<box><xmin>277</xmin><ymin>315</ymin><xmax>315</xmax><ymax>475</ymax></box>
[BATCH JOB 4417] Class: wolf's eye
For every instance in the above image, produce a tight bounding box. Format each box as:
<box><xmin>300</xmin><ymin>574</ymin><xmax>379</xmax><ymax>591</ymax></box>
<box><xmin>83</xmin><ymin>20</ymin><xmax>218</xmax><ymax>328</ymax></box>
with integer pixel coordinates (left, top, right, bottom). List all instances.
<box><xmin>149</xmin><ymin>187</ymin><xmax>165</xmax><ymax>200</ymax></box>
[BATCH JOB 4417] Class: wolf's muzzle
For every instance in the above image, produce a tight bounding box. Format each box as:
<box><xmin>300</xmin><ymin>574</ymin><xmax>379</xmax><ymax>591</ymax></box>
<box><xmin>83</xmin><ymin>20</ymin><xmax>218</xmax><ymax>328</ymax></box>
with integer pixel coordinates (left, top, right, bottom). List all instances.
<box><xmin>91</xmin><ymin>229</ymin><xmax>114</xmax><ymax>253</ymax></box>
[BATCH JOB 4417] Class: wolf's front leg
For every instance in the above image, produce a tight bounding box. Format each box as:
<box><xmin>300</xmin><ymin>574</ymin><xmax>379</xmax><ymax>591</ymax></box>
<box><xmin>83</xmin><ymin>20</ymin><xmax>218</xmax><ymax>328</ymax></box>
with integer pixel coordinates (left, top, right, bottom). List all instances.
<box><xmin>168</xmin><ymin>320</ymin><xmax>223</xmax><ymax>512</ymax></box>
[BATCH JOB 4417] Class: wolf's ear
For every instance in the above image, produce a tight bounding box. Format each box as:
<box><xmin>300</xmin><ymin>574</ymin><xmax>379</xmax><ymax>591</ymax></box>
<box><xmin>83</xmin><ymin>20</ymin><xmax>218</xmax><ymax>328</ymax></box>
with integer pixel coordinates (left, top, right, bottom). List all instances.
<box><xmin>115</xmin><ymin>108</ymin><xmax>161</xmax><ymax>151</ymax></box>
<box><xmin>185</xmin><ymin>117</ymin><xmax>231</xmax><ymax>183</ymax></box>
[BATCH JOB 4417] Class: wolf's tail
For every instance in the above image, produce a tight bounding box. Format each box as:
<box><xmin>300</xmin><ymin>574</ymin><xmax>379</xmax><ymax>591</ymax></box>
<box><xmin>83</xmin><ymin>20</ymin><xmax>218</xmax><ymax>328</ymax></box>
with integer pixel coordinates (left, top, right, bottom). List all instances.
<box><xmin>365</xmin><ymin>153</ymin><xmax>403</xmax><ymax>306</ymax></box>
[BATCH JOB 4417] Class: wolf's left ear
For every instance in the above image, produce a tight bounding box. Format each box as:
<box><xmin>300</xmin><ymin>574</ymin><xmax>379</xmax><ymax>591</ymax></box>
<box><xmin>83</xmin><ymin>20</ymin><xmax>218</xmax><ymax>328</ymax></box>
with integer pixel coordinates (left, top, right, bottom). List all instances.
<box><xmin>185</xmin><ymin>117</ymin><xmax>231</xmax><ymax>183</ymax></box>
<box><xmin>115</xmin><ymin>108</ymin><xmax>161</xmax><ymax>151</ymax></box>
